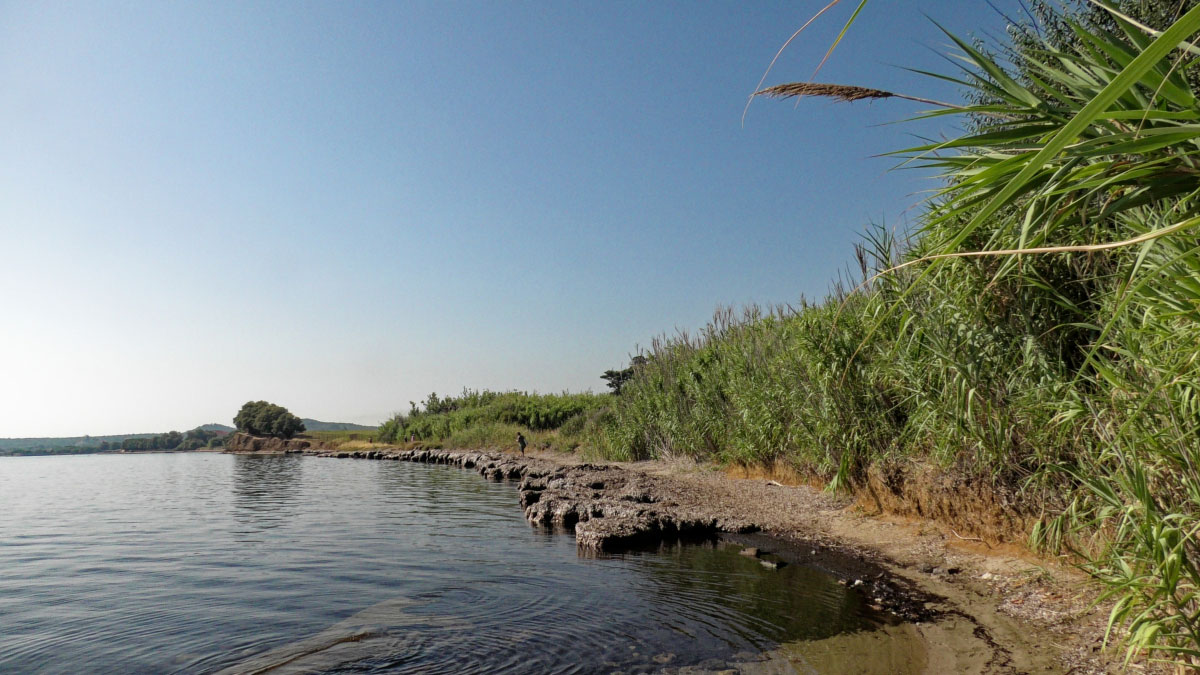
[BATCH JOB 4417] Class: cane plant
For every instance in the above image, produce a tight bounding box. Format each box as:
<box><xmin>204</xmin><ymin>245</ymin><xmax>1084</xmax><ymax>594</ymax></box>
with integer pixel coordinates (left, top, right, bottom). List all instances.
<box><xmin>752</xmin><ymin>0</ymin><xmax>1200</xmax><ymax>664</ymax></box>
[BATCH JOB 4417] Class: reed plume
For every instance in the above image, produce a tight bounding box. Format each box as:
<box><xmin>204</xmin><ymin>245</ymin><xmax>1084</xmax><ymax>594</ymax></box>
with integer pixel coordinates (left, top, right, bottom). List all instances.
<box><xmin>753</xmin><ymin>82</ymin><xmax>962</xmax><ymax>109</ymax></box>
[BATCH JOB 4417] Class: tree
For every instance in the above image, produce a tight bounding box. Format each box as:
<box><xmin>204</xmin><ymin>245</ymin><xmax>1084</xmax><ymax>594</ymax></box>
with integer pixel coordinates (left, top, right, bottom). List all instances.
<box><xmin>601</xmin><ymin>356</ymin><xmax>647</xmax><ymax>395</ymax></box>
<box><xmin>233</xmin><ymin>401</ymin><xmax>306</xmax><ymax>439</ymax></box>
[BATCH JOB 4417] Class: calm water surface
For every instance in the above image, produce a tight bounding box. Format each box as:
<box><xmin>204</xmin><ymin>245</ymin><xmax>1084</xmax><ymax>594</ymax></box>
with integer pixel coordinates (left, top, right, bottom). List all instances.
<box><xmin>0</xmin><ymin>453</ymin><xmax>881</xmax><ymax>673</ymax></box>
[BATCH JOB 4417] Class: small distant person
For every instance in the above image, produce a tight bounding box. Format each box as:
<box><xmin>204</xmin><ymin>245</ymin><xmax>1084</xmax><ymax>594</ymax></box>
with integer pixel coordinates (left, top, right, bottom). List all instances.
<box><xmin>516</xmin><ymin>432</ymin><xmax>526</xmax><ymax>456</ymax></box>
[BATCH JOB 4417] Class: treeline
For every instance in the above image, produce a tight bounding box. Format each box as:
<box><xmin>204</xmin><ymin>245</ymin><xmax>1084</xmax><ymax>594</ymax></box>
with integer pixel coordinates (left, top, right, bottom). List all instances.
<box><xmin>120</xmin><ymin>428</ymin><xmax>226</xmax><ymax>451</ymax></box>
<box><xmin>0</xmin><ymin>428</ymin><xmax>228</xmax><ymax>456</ymax></box>
<box><xmin>1</xmin><ymin>445</ymin><xmax>115</xmax><ymax>457</ymax></box>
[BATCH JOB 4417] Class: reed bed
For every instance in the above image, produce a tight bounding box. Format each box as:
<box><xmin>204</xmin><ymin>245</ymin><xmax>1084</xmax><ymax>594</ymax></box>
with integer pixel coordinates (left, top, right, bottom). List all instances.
<box><xmin>376</xmin><ymin>389</ymin><xmax>608</xmax><ymax>454</ymax></box>
<box><xmin>595</xmin><ymin>0</ymin><xmax>1200</xmax><ymax>664</ymax></box>
<box><xmin>368</xmin><ymin>1</ymin><xmax>1200</xmax><ymax>663</ymax></box>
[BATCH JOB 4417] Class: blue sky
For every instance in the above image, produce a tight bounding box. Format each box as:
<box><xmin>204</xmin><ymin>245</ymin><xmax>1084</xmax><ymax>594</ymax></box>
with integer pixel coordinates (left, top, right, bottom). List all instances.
<box><xmin>1</xmin><ymin>1</ymin><xmax>1014</xmax><ymax>436</ymax></box>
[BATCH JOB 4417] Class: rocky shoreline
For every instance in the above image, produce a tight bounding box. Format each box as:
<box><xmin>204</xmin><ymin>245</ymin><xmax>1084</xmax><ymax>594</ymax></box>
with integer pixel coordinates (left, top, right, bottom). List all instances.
<box><xmin>224</xmin><ymin>437</ymin><xmax>1134</xmax><ymax>673</ymax></box>
<box><xmin>274</xmin><ymin>446</ymin><xmax>940</xmax><ymax>625</ymax></box>
<box><xmin>299</xmin><ymin>447</ymin><xmax>763</xmax><ymax>551</ymax></box>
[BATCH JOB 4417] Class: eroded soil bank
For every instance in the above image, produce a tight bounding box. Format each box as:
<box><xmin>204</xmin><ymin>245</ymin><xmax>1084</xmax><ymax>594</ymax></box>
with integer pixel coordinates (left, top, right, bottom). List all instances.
<box><xmin>226</xmin><ymin>438</ymin><xmax>1133</xmax><ymax>673</ymax></box>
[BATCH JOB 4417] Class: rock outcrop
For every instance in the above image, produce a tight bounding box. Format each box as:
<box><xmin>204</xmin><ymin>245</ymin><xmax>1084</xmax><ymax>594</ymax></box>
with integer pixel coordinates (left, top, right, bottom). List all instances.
<box><xmin>276</xmin><ymin>447</ymin><xmax>757</xmax><ymax>552</ymax></box>
<box><xmin>237</xmin><ymin>444</ymin><xmax>945</xmax><ymax>624</ymax></box>
<box><xmin>224</xmin><ymin>433</ymin><xmax>313</xmax><ymax>453</ymax></box>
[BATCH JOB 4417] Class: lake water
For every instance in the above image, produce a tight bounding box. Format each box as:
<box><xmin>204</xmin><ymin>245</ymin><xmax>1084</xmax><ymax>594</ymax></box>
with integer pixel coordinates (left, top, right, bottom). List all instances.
<box><xmin>0</xmin><ymin>453</ymin><xmax>887</xmax><ymax>673</ymax></box>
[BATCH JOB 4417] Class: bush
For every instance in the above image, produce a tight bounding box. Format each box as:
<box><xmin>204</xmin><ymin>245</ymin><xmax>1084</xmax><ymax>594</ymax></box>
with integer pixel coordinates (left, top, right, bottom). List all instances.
<box><xmin>234</xmin><ymin>401</ymin><xmax>306</xmax><ymax>439</ymax></box>
<box><xmin>376</xmin><ymin>389</ymin><xmax>608</xmax><ymax>450</ymax></box>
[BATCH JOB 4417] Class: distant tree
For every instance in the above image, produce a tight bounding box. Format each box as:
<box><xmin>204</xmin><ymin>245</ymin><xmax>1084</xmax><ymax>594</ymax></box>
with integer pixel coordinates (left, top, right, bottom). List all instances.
<box><xmin>601</xmin><ymin>356</ymin><xmax>647</xmax><ymax>395</ymax></box>
<box><xmin>234</xmin><ymin>401</ymin><xmax>306</xmax><ymax>439</ymax></box>
<box><xmin>178</xmin><ymin>428</ymin><xmax>219</xmax><ymax>450</ymax></box>
<box><xmin>419</xmin><ymin>392</ymin><xmax>460</xmax><ymax>415</ymax></box>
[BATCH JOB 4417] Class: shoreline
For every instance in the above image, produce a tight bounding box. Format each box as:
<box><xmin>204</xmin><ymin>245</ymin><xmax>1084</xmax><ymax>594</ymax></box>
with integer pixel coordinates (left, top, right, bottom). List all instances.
<box><xmin>226</xmin><ymin>439</ymin><xmax>1132</xmax><ymax>673</ymax></box>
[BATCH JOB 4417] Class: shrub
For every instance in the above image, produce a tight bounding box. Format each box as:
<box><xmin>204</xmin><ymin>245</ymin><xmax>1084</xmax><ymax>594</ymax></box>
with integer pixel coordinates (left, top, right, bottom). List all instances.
<box><xmin>233</xmin><ymin>401</ymin><xmax>306</xmax><ymax>439</ymax></box>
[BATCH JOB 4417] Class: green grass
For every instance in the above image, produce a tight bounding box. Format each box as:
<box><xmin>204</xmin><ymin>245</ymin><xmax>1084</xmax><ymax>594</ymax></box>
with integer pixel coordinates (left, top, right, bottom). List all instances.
<box><xmin>305</xmin><ymin>428</ymin><xmax>381</xmax><ymax>447</ymax></box>
<box><xmin>376</xmin><ymin>389</ymin><xmax>609</xmax><ymax>454</ymax></box>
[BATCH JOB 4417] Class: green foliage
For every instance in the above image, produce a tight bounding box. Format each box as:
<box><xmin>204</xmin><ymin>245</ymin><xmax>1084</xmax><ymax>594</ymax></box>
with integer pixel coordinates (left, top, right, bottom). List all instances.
<box><xmin>354</xmin><ymin>2</ymin><xmax>1200</xmax><ymax>662</ymax></box>
<box><xmin>0</xmin><ymin>428</ymin><xmax>227</xmax><ymax>455</ymax></box>
<box><xmin>902</xmin><ymin>4</ymin><xmax>1200</xmax><ymax>663</ymax></box>
<box><xmin>376</xmin><ymin>389</ymin><xmax>608</xmax><ymax>450</ymax></box>
<box><xmin>122</xmin><ymin>430</ymin><xmax>183</xmax><ymax>451</ymax></box>
<box><xmin>597</xmin><ymin>1</ymin><xmax>1200</xmax><ymax>663</ymax></box>
<box><xmin>601</xmin><ymin>356</ymin><xmax>647</xmax><ymax>395</ymax></box>
<box><xmin>120</xmin><ymin>427</ymin><xmax>227</xmax><ymax>451</ymax></box>
<box><xmin>305</xmin><ymin>429</ymin><xmax>378</xmax><ymax>445</ymax></box>
<box><xmin>233</xmin><ymin>401</ymin><xmax>306</xmax><ymax>439</ymax></box>
<box><xmin>0</xmin><ymin>445</ymin><xmax>110</xmax><ymax>457</ymax></box>
<box><xmin>0</xmin><ymin>433</ymin><xmax>152</xmax><ymax>454</ymax></box>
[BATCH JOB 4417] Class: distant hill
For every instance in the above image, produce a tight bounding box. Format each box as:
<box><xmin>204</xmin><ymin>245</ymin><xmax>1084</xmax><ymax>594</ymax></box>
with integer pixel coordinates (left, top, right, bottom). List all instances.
<box><xmin>0</xmin><ymin>433</ymin><xmax>159</xmax><ymax>452</ymax></box>
<box><xmin>301</xmin><ymin>419</ymin><xmax>376</xmax><ymax>432</ymax></box>
<box><xmin>0</xmin><ymin>419</ymin><xmax>373</xmax><ymax>455</ymax></box>
<box><xmin>0</xmin><ymin>423</ymin><xmax>235</xmax><ymax>455</ymax></box>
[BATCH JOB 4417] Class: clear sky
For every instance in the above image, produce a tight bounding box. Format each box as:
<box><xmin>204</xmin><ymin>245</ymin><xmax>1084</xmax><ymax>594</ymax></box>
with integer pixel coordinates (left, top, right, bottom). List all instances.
<box><xmin>1</xmin><ymin>1</ymin><xmax>1013</xmax><ymax>437</ymax></box>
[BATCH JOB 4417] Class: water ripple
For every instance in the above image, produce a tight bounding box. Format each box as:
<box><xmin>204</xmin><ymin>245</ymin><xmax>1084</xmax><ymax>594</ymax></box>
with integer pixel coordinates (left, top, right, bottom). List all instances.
<box><xmin>0</xmin><ymin>453</ymin><xmax>879</xmax><ymax>673</ymax></box>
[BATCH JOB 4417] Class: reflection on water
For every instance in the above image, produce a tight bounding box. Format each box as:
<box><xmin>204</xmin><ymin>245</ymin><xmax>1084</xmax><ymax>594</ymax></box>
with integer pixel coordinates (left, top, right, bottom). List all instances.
<box><xmin>632</xmin><ymin>540</ymin><xmax>871</xmax><ymax>643</ymax></box>
<box><xmin>220</xmin><ymin>538</ymin><xmax>879</xmax><ymax>675</ymax></box>
<box><xmin>231</xmin><ymin>454</ymin><xmax>302</xmax><ymax>534</ymax></box>
<box><xmin>0</xmin><ymin>454</ymin><xmax>891</xmax><ymax>674</ymax></box>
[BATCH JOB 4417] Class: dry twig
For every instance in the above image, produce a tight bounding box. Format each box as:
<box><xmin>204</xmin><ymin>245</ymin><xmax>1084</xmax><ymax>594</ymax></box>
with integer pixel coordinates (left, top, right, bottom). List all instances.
<box><xmin>952</xmin><ymin>528</ymin><xmax>992</xmax><ymax>549</ymax></box>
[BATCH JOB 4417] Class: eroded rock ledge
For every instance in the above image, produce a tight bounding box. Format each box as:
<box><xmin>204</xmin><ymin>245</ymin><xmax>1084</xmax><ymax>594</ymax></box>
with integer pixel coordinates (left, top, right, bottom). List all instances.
<box><xmin>290</xmin><ymin>446</ymin><xmax>936</xmax><ymax>624</ymax></box>
<box><xmin>223</xmin><ymin>441</ymin><xmax>1111</xmax><ymax>671</ymax></box>
<box><xmin>293</xmin><ymin>447</ymin><xmax>760</xmax><ymax>552</ymax></box>
<box><xmin>225</xmin><ymin>434</ymin><xmax>313</xmax><ymax>453</ymax></box>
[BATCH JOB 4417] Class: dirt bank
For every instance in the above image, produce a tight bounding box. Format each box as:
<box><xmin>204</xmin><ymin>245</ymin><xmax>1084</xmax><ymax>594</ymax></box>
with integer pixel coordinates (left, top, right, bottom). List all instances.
<box><xmin>228</xmin><ymin>437</ymin><xmax>1134</xmax><ymax>673</ymax></box>
<box><xmin>224</xmin><ymin>434</ymin><xmax>312</xmax><ymax>453</ymax></box>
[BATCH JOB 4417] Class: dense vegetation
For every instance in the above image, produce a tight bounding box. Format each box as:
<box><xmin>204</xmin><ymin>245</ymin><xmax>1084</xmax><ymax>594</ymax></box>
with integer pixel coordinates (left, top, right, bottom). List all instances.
<box><xmin>600</xmin><ymin>356</ymin><xmax>647</xmax><ymax>395</ymax></box>
<box><xmin>0</xmin><ymin>427</ymin><xmax>228</xmax><ymax>456</ymax></box>
<box><xmin>0</xmin><ymin>444</ymin><xmax>117</xmax><ymax>457</ymax></box>
<box><xmin>371</xmin><ymin>1</ymin><xmax>1200</xmax><ymax>663</ymax></box>
<box><xmin>376</xmin><ymin>389</ymin><xmax>609</xmax><ymax>452</ymax></box>
<box><xmin>120</xmin><ymin>428</ymin><xmax>226</xmax><ymax>451</ymax></box>
<box><xmin>587</xmin><ymin>0</ymin><xmax>1200</xmax><ymax>664</ymax></box>
<box><xmin>0</xmin><ymin>433</ymin><xmax>146</xmax><ymax>455</ymax></box>
<box><xmin>330</xmin><ymin>1</ymin><xmax>1200</xmax><ymax>663</ymax></box>
<box><xmin>233</xmin><ymin>401</ymin><xmax>306</xmax><ymax>439</ymax></box>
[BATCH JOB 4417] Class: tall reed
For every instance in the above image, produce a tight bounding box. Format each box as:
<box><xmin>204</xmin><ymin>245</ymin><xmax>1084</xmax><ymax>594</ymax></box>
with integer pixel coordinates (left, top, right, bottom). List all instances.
<box><xmin>599</xmin><ymin>0</ymin><xmax>1200</xmax><ymax>663</ymax></box>
<box><xmin>378</xmin><ymin>389</ymin><xmax>608</xmax><ymax>452</ymax></box>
